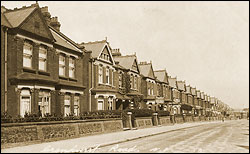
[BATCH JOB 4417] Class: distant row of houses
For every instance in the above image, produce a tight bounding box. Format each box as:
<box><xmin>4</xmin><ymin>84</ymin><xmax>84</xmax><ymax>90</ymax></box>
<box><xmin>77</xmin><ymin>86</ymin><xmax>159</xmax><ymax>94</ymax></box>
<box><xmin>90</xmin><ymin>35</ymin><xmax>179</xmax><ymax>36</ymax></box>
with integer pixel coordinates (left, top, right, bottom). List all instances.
<box><xmin>1</xmin><ymin>3</ymin><xmax>231</xmax><ymax>118</ymax></box>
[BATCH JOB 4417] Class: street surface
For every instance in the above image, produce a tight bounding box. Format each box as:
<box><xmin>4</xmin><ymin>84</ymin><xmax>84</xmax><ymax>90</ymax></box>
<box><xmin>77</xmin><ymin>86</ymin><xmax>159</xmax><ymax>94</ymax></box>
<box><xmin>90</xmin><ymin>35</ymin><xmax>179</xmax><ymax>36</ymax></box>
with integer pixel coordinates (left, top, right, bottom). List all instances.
<box><xmin>95</xmin><ymin>120</ymin><xmax>249</xmax><ymax>153</ymax></box>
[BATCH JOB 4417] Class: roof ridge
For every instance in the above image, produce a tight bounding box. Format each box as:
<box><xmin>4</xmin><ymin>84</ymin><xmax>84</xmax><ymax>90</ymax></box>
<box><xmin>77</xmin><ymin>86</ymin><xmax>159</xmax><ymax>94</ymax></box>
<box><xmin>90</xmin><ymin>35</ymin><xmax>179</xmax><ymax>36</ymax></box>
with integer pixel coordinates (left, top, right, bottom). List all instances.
<box><xmin>3</xmin><ymin>3</ymin><xmax>37</xmax><ymax>13</ymax></box>
<box><xmin>80</xmin><ymin>40</ymin><xmax>106</xmax><ymax>45</ymax></box>
<box><xmin>154</xmin><ymin>70</ymin><xmax>165</xmax><ymax>72</ymax></box>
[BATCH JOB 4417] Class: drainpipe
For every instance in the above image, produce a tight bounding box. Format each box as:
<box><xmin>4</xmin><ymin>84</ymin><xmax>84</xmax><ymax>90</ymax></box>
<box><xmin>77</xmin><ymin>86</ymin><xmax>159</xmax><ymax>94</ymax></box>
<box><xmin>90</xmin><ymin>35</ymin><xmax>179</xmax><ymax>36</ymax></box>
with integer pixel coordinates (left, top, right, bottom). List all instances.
<box><xmin>4</xmin><ymin>28</ymin><xmax>8</xmax><ymax>112</ymax></box>
<box><xmin>89</xmin><ymin>59</ymin><xmax>94</xmax><ymax>111</ymax></box>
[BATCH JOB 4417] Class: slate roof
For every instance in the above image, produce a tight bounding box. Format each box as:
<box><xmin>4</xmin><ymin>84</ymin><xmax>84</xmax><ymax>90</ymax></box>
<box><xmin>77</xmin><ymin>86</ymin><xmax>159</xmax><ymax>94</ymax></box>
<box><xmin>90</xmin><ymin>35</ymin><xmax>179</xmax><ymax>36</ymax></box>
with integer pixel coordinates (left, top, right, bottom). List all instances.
<box><xmin>168</xmin><ymin>77</ymin><xmax>177</xmax><ymax>88</ymax></box>
<box><xmin>50</xmin><ymin>27</ymin><xmax>82</xmax><ymax>53</ymax></box>
<box><xmin>78</xmin><ymin>40</ymin><xmax>107</xmax><ymax>58</ymax></box>
<box><xmin>177</xmin><ymin>81</ymin><xmax>185</xmax><ymax>91</ymax></box>
<box><xmin>138</xmin><ymin>63</ymin><xmax>155</xmax><ymax>79</ymax></box>
<box><xmin>3</xmin><ymin>6</ymin><xmax>36</xmax><ymax>28</ymax></box>
<box><xmin>2</xmin><ymin>4</ymin><xmax>54</xmax><ymax>41</ymax></box>
<box><xmin>113</xmin><ymin>55</ymin><xmax>138</xmax><ymax>72</ymax></box>
<box><xmin>1</xmin><ymin>12</ymin><xmax>12</xmax><ymax>27</ymax></box>
<box><xmin>154</xmin><ymin>70</ymin><xmax>168</xmax><ymax>83</ymax></box>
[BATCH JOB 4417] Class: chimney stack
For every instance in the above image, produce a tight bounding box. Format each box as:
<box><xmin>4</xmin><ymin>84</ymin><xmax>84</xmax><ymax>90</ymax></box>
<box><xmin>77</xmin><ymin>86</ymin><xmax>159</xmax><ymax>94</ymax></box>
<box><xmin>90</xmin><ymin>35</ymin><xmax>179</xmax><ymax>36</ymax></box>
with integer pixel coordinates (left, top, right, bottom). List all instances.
<box><xmin>40</xmin><ymin>6</ymin><xmax>51</xmax><ymax>24</ymax></box>
<box><xmin>111</xmin><ymin>48</ymin><xmax>121</xmax><ymax>57</ymax></box>
<box><xmin>50</xmin><ymin>16</ymin><xmax>61</xmax><ymax>31</ymax></box>
<box><xmin>40</xmin><ymin>6</ymin><xmax>61</xmax><ymax>31</ymax></box>
<box><xmin>139</xmin><ymin>61</ymin><xmax>148</xmax><ymax>65</ymax></box>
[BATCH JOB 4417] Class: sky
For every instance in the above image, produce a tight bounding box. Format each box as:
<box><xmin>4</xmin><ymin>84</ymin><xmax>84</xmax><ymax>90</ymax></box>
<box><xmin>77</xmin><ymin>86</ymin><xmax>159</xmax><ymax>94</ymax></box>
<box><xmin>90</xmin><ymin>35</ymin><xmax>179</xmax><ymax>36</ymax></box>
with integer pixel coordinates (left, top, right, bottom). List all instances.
<box><xmin>2</xmin><ymin>1</ymin><xmax>249</xmax><ymax>109</ymax></box>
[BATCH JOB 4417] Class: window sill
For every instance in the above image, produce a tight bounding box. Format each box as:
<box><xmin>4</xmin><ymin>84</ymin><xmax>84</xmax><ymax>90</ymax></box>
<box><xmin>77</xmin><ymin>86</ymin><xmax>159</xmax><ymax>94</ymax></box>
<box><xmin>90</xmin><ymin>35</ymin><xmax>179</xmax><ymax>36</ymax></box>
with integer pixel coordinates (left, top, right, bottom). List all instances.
<box><xmin>69</xmin><ymin>78</ymin><xmax>77</xmax><ymax>82</ymax></box>
<box><xmin>38</xmin><ymin>70</ymin><xmax>50</xmax><ymax>76</ymax></box>
<box><xmin>59</xmin><ymin>76</ymin><xmax>68</xmax><ymax>80</ymax></box>
<box><xmin>23</xmin><ymin>67</ymin><xmax>36</xmax><ymax>73</ymax></box>
<box><xmin>98</xmin><ymin>83</ymin><xmax>112</xmax><ymax>86</ymax></box>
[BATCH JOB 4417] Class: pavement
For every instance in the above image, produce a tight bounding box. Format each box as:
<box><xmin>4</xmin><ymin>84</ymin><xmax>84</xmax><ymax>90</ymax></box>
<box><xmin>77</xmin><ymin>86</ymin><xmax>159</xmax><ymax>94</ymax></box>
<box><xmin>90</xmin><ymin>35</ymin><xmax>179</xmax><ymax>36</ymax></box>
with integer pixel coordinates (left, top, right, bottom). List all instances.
<box><xmin>1</xmin><ymin>120</ymin><xmax>228</xmax><ymax>153</ymax></box>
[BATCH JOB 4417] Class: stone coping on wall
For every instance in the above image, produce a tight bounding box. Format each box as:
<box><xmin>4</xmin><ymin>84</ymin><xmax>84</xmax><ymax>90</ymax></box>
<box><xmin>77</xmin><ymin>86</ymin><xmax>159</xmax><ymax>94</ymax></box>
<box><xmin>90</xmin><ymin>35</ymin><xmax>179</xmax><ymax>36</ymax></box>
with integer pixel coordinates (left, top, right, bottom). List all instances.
<box><xmin>1</xmin><ymin>118</ymin><xmax>122</xmax><ymax>127</ymax></box>
<box><xmin>134</xmin><ymin>116</ymin><xmax>153</xmax><ymax>129</ymax></box>
<box><xmin>1</xmin><ymin>118</ymin><xmax>123</xmax><ymax>149</ymax></box>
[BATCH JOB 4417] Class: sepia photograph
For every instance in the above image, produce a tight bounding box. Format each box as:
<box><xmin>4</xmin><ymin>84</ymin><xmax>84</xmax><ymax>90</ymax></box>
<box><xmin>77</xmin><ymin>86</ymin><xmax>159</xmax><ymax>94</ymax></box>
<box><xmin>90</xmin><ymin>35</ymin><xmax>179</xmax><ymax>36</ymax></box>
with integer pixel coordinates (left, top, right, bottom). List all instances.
<box><xmin>1</xmin><ymin>1</ymin><xmax>249</xmax><ymax>153</ymax></box>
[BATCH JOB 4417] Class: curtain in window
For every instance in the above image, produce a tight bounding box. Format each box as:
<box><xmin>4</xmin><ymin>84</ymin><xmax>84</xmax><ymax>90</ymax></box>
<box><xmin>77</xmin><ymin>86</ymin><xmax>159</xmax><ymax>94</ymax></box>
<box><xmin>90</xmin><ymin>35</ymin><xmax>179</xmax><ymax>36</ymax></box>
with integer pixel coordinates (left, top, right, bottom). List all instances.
<box><xmin>20</xmin><ymin>89</ymin><xmax>31</xmax><ymax>117</ymax></box>
<box><xmin>64</xmin><ymin>95</ymin><xmax>71</xmax><ymax>116</ymax></box>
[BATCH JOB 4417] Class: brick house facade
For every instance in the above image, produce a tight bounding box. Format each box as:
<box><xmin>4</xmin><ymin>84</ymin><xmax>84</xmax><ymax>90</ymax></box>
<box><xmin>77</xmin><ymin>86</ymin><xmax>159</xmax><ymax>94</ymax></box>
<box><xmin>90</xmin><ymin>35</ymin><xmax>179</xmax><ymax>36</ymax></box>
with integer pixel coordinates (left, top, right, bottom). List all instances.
<box><xmin>154</xmin><ymin>70</ymin><xmax>171</xmax><ymax>111</ymax></box>
<box><xmin>112</xmin><ymin>50</ymin><xmax>143</xmax><ymax>110</ymax></box>
<box><xmin>138</xmin><ymin>62</ymin><xmax>157</xmax><ymax>111</ymax></box>
<box><xmin>1</xmin><ymin>4</ymin><xmax>88</xmax><ymax>117</ymax></box>
<box><xmin>79</xmin><ymin>40</ymin><xmax>118</xmax><ymax>111</ymax></box>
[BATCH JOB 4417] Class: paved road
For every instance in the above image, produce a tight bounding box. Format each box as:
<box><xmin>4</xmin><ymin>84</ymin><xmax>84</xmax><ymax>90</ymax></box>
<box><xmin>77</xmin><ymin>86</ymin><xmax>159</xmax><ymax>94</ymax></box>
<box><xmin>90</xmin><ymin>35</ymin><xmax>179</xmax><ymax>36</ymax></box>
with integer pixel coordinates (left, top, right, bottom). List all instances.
<box><xmin>94</xmin><ymin>120</ymin><xmax>249</xmax><ymax>153</ymax></box>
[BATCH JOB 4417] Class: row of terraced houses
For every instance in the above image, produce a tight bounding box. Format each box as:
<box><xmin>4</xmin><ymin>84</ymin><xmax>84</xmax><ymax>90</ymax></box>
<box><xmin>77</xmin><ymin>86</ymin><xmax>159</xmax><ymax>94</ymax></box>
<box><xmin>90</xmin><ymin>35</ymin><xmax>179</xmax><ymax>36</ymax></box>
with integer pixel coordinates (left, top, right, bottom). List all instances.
<box><xmin>1</xmin><ymin>3</ymin><xmax>231</xmax><ymax>118</ymax></box>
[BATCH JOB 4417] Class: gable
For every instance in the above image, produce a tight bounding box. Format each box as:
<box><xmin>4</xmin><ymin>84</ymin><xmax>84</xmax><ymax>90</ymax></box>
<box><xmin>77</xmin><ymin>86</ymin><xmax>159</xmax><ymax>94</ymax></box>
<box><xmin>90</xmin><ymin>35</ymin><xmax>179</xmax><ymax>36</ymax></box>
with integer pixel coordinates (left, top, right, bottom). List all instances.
<box><xmin>20</xmin><ymin>9</ymin><xmax>53</xmax><ymax>41</ymax></box>
<box><xmin>163</xmin><ymin>73</ymin><xmax>168</xmax><ymax>83</ymax></box>
<box><xmin>99</xmin><ymin>46</ymin><xmax>113</xmax><ymax>63</ymax></box>
<box><xmin>131</xmin><ymin>59</ymin><xmax>139</xmax><ymax>73</ymax></box>
<box><xmin>148</xmin><ymin>65</ymin><xmax>155</xmax><ymax>79</ymax></box>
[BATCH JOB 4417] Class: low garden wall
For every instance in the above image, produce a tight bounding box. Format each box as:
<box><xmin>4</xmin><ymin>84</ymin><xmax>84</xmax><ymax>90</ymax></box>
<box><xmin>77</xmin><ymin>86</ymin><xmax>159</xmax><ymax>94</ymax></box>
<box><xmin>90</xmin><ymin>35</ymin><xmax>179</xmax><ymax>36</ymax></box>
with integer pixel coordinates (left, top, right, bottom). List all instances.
<box><xmin>1</xmin><ymin>118</ymin><xmax>123</xmax><ymax>149</ymax></box>
<box><xmin>184</xmin><ymin>116</ymin><xmax>193</xmax><ymax>123</ymax></box>
<box><xmin>175</xmin><ymin>116</ymin><xmax>184</xmax><ymax>123</ymax></box>
<box><xmin>193</xmin><ymin>117</ymin><xmax>200</xmax><ymax>122</ymax></box>
<box><xmin>134</xmin><ymin>117</ymin><xmax>153</xmax><ymax>129</ymax></box>
<box><xmin>199</xmin><ymin>116</ymin><xmax>205</xmax><ymax>121</ymax></box>
<box><xmin>158</xmin><ymin>116</ymin><xmax>172</xmax><ymax>125</ymax></box>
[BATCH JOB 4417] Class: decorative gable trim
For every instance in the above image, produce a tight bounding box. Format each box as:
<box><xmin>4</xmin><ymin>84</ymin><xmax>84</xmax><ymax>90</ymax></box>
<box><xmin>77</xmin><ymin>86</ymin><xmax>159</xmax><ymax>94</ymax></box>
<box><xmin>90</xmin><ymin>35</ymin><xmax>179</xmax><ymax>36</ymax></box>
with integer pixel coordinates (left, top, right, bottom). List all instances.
<box><xmin>130</xmin><ymin>58</ymin><xmax>140</xmax><ymax>74</ymax></box>
<box><xmin>97</xmin><ymin>43</ymin><xmax>114</xmax><ymax>65</ymax></box>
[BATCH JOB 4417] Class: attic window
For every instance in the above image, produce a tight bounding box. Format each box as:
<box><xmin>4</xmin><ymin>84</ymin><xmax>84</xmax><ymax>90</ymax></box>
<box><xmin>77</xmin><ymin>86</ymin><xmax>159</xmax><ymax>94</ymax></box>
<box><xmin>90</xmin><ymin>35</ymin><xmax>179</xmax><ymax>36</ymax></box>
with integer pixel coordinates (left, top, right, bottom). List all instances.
<box><xmin>35</xmin><ymin>21</ymin><xmax>40</xmax><ymax>29</ymax></box>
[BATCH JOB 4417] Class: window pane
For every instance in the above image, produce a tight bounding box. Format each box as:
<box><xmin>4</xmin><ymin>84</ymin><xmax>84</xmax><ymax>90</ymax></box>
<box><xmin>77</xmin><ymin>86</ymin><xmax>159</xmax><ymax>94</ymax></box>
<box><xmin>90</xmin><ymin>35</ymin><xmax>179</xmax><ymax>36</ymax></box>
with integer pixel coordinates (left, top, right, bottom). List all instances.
<box><xmin>98</xmin><ymin>101</ymin><xmax>103</xmax><ymax>110</ymax></box>
<box><xmin>20</xmin><ymin>90</ymin><xmax>31</xmax><ymax>117</ymax></box>
<box><xmin>69</xmin><ymin>68</ymin><xmax>75</xmax><ymax>78</ymax></box>
<box><xmin>74</xmin><ymin>96</ymin><xmax>79</xmax><ymax>105</ymax></box>
<box><xmin>23</xmin><ymin>43</ymin><xmax>32</xmax><ymax>55</ymax></box>
<box><xmin>59</xmin><ymin>55</ymin><xmax>65</xmax><ymax>65</ymax></box>
<box><xmin>59</xmin><ymin>66</ymin><xmax>65</xmax><ymax>76</ymax></box>
<box><xmin>69</xmin><ymin>58</ymin><xmax>75</xmax><ymax>67</ymax></box>
<box><xmin>99</xmin><ymin>66</ymin><xmax>103</xmax><ymax>83</ymax></box>
<box><xmin>39</xmin><ymin>60</ymin><xmax>46</xmax><ymax>71</ymax></box>
<box><xmin>23</xmin><ymin>56</ymin><xmax>32</xmax><ymax>68</ymax></box>
<box><xmin>106</xmin><ymin>68</ymin><xmax>109</xmax><ymax>84</ymax></box>
<box><xmin>39</xmin><ymin>48</ymin><xmax>47</xmax><ymax>58</ymax></box>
